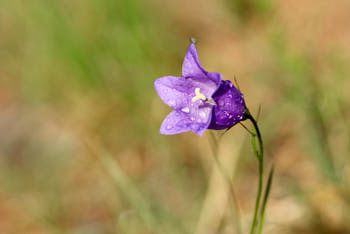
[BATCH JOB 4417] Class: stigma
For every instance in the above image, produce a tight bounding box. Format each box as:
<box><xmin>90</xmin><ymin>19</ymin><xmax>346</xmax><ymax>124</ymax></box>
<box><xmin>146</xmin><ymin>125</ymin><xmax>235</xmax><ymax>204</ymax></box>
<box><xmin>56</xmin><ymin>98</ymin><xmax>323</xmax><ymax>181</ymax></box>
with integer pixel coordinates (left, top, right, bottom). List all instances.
<box><xmin>192</xmin><ymin>88</ymin><xmax>207</xmax><ymax>102</ymax></box>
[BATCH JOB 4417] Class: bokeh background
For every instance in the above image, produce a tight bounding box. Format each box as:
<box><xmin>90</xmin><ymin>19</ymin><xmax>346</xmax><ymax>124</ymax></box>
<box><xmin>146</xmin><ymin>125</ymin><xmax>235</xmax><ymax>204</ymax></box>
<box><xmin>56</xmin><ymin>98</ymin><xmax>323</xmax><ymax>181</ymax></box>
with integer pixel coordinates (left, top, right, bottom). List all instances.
<box><xmin>1</xmin><ymin>0</ymin><xmax>350</xmax><ymax>233</ymax></box>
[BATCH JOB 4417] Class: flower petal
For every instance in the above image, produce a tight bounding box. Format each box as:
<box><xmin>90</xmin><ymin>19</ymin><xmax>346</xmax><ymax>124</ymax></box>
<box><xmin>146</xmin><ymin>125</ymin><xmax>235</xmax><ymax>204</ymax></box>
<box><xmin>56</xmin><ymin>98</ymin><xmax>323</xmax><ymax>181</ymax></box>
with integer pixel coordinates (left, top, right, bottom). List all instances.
<box><xmin>182</xmin><ymin>43</ymin><xmax>221</xmax><ymax>88</ymax></box>
<box><xmin>154</xmin><ymin>76</ymin><xmax>192</xmax><ymax>109</ymax></box>
<box><xmin>159</xmin><ymin>107</ymin><xmax>213</xmax><ymax>136</ymax></box>
<box><xmin>189</xmin><ymin>106</ymin><xmax>213</xmax><ymax>135</ymax></box>
<box><xmin>208</xmin><ymin>80</ymin><xmax>245</xmax><ymax>130</ymax></box>
<box><xmin>159</xmin><ymin>110</ymin><xmax>192</xmax><ymax>135</ymax></box>
<box><xmin>208</xmin><ymin>72</ymin><xmax>222</xmax><ymax>87</ymax></box>
<box><xmin>182</xmin><ymin>43</ymin><xmax>206</xmax><ymax>78</ymax></box>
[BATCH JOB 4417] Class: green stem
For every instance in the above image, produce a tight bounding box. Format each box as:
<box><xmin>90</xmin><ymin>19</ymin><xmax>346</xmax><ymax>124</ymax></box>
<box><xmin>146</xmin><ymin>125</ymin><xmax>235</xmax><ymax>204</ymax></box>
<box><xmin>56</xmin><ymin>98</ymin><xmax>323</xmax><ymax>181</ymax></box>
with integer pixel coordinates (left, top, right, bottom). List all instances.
<box><xmin>247</xmin><ymin>114</ymin><xmax>264</xmax><ymax>234</ymax></box>
<box><xmin>248</xmin><ymin>114</ymin><xmax>264</xmax><ymax>156</ymax></box>
<box><xmin>257</xmin><ymin>166</ymin><xmax>274</xmax><ymax>234</ymax></box>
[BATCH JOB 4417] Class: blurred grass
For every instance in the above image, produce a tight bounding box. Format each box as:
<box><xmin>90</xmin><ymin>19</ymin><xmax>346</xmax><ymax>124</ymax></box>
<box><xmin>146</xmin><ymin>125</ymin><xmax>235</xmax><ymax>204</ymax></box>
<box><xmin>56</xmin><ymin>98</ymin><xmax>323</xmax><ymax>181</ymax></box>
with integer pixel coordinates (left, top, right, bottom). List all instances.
<box><xmin>0</xmin><ymin>0</ymin><xmax>350</xmax><ymax>233</ymax></box>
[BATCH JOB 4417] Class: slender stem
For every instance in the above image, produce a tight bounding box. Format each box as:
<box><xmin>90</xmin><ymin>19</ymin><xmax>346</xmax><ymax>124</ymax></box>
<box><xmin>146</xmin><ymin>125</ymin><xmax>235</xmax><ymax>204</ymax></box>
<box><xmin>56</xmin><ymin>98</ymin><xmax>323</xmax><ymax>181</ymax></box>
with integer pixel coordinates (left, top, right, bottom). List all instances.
<box><xmin>246</xmin><ymin>114</ymin><xmax>264</xmax><ymax>234</ymax></box>
<box><xmin>209</xmin><ymin>132</ymin><xmax>242</xmax><ymax>234</ymax></box>
<box><xmin>257</xmin><ymin>166</ymin><xmax>274</xmax><ymax>234</ymax></box>
<box><xmin>247</xmin><ymin>114</ymin><xmax>264</xmax><ymax>156</ymax></box>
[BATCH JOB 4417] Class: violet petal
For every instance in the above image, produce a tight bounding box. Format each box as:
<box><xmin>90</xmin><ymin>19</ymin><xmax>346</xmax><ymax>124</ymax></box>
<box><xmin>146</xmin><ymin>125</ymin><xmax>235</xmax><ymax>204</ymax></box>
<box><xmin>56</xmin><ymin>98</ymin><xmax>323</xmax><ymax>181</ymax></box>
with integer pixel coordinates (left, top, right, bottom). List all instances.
<box><xmin>159</xmin><ymin>109</ymin><xmax>212</xmax><ymax>136</ymax></box>
<box><xmin>154</xmin><ymin>76</ymin><xmax>192</xmax><ymax>109</ymax></box>
<box><xmin>208</xmin><ymin>80</ymin><xmax>245</xmax><ymax>130</ymax></box>
<box><xmin>182</xmin><ymin>43</ymin><xmax>221</xmax><ymax>87</ymax></box>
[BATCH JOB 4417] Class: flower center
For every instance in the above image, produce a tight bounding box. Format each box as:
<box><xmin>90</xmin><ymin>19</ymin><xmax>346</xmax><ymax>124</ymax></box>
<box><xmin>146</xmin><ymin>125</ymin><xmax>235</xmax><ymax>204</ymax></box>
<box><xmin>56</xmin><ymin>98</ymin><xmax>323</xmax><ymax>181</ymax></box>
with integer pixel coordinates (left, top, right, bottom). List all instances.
<box><xmin>192</xmin><ymin>88</ymin><xmax>207</xmax><ymax>103</ymax></box>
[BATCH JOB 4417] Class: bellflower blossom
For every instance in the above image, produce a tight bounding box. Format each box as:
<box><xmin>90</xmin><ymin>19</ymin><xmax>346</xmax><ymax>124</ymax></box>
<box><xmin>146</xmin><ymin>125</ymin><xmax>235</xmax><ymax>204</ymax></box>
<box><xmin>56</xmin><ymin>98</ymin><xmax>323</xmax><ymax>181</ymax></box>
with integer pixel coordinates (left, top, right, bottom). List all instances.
<box><xmin>154</xmin><ymin>42</ymin><xmax>246</xmax><ymax>135</ymax></box>
<box><xmin>154</xmin><ymin>42</ymin><xmax>272</xmax><ymax>234</ymax></box>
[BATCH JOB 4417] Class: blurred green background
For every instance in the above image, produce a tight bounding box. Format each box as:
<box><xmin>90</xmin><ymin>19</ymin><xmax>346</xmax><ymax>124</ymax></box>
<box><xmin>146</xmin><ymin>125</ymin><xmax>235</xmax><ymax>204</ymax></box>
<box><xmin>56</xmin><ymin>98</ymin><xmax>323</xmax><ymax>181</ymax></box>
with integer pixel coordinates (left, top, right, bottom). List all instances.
<box><xmin>1</xmin><ymin>0</ymin><xmax>350</xmax><ymax>233</ymax></box>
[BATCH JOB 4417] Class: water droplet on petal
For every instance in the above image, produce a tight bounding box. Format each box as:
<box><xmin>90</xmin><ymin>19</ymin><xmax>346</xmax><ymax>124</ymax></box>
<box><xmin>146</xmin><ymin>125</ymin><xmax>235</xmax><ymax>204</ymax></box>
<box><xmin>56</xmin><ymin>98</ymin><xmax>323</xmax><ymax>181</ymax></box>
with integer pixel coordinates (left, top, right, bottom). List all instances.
<box><xmin>190</xmin><ymin>116</ymin><xmax>195</xmax><ymax>121</ymax></box>
<box><xmin>225</xmin><ymin>98</ymin><xmax>232</xmax><ymax>107</ymax></box>
<box><xmin>199</xmin><ymin>111</ymin><xmax>207</xmax><ymax>118</ymax></box>
<box><xmin>181</xmin><ymin>107</ymin><xmax>190</xmax><ymax>113</ymax></box>
<box><xmin>169</xmin><ymin>100</ymin><xmax>176</xmax><ymax>106</ymax></box>
<box><xmin>166</xmin><ymin>125</ymin><xmax>172</xmax><ymax>130</ymax></box>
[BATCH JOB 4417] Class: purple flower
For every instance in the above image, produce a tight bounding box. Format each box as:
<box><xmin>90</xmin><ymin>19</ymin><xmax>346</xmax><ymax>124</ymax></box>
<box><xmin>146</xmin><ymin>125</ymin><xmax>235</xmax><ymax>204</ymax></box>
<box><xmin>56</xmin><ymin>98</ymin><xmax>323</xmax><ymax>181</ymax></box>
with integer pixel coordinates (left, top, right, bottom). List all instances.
<box><xmin>154</xmin><ymin>42</ymin><xmax>245</xmax><ymax>135</ymax></box>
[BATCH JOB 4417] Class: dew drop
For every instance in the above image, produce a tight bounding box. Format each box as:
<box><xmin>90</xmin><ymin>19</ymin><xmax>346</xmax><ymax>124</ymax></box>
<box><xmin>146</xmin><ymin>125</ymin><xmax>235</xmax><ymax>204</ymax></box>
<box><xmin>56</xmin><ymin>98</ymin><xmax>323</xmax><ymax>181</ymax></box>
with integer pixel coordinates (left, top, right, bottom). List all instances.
<box><xmin>190</xmin><ymin>116</ymin><xmax>195</xmax><ymax>121</ymax></box>
<box><xmin>166</xmin><ymin>125</ymin><xmax>172</xmax><ymax>130</ymax></box>
<box><xmin>181</xmin><ymin>107</ymin><xmax>190</xmax><ymax>113</ymax></box>
<box><xmin>199</xmin><ymin>111</ymin><xmax>207</xmax><ymax>118</ymax></box>
<box><xmin>169</xmin><ymin>99</ymin><xmax>176</xmax><ymax>106</ymax></box>
<box><xmin>225</xmin><ymin>98</ymin><xmax>232</xmax><ymax>107</ymax></box>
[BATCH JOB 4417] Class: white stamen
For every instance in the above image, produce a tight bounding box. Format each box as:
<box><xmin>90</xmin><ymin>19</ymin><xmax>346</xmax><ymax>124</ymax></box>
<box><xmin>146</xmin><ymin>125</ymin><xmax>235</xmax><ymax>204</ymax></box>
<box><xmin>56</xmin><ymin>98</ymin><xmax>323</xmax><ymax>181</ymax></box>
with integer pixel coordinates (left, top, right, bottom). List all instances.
<box><xmin>192</xmin><ymin>88</ymin><xmax>207</xmax><ymax>103</ymax></box>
